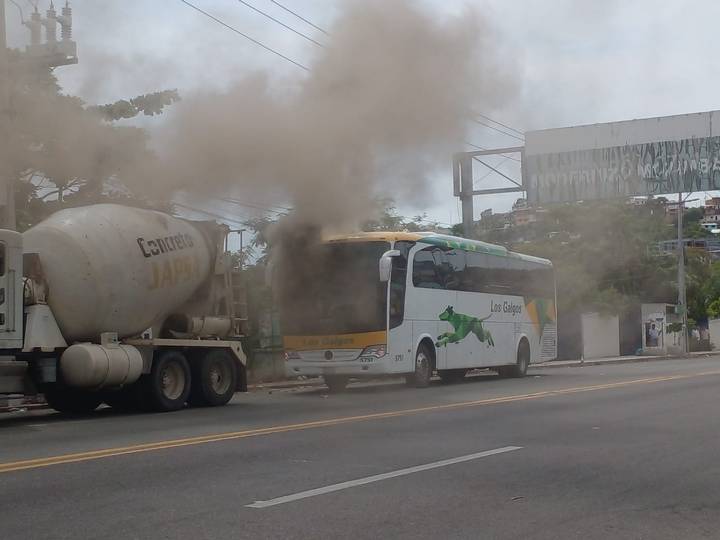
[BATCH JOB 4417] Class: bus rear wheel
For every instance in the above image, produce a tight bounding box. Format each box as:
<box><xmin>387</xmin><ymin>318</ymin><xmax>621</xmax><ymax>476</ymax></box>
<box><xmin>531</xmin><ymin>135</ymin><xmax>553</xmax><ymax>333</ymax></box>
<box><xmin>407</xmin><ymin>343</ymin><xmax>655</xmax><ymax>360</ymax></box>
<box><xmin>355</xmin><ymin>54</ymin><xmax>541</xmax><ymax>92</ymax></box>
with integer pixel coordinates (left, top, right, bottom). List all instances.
<box><xmin>508</xmin><ymin>340</ymin><xmax>530</xmax><ymax>378</ymax></box>
<box><xmin>406</xmin><ymin>344</ymin><xmax>433</xmax><ymax>388</ymax></box>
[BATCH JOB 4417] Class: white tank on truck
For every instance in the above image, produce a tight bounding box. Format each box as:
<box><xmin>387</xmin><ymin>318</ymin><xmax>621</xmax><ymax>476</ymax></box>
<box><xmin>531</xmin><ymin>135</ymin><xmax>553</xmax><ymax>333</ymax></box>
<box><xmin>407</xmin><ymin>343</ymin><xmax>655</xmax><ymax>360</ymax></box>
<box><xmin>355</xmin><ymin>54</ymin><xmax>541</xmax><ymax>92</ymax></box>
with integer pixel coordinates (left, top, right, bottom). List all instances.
<box><xmin>23</xmin><ymin>204</ymin><xmax>214</xmax><ymax>341</ymax></box>
<box><xmin>0</xmin><ymin>204</ymin><xmax>248</xmax><ymax>414</ymax></box>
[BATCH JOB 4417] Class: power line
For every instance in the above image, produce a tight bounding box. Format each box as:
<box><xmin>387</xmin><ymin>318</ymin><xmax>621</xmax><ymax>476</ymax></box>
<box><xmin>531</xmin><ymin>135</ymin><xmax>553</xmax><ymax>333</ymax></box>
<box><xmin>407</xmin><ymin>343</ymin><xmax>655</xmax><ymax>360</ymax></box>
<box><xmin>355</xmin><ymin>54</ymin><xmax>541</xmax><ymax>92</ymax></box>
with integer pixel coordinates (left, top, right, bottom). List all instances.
<box><xmin>235</xmin><ymin>0</ymin><xmax>325</xmax><ymax>48</ymax></box>
<box><xmin>173</xmin><ymin>202</ymin><xmax>250</xmax><ymax>226</ymax></box>
<box><xmin>471</xmin><ymin>111</ymin><xmax>524</xmax><ymax>136</ymax></box>
<box><xmin>470</xmin><ymin>117</ymin><xmax>525</xmax><ymax>142</ymax></box>
<box><xmin>269</xmin><ymin>0</ymin><xmax>329</xmax><ymax>36</ymax></box>
<box><xmin>214</xmin><ymin>196</ymin><xmax>291</xmax><ymax>214</ymax></box>
<box><xmin>178</xmin><ymin>0</ymin><xmax>309</xmax><ymax>71</ymax></box>
<box><xmin>179</xmin><ymin>191</ymin><xmax>291</xmax><ymax>215</ymax></box>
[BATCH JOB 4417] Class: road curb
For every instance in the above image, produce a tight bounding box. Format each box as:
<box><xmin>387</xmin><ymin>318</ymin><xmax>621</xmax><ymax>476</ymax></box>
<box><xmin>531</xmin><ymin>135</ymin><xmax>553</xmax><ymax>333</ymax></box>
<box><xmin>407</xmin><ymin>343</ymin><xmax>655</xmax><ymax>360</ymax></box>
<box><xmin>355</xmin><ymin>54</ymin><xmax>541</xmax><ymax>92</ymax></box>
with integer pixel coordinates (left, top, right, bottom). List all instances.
<box><xmin>531</xmin><ymin>352</ymin><xmax>716</xmax><ymax>370</ymax></box>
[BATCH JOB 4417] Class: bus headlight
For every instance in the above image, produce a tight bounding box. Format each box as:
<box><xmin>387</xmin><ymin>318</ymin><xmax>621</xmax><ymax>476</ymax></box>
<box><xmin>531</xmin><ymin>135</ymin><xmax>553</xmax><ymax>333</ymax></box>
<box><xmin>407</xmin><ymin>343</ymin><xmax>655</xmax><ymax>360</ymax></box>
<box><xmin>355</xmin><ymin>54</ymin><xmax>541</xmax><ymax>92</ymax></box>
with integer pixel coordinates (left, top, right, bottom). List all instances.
<box><xmin>359</xmin><ymin>344</ymin><xmax>387</xmax><ymax>358</ymax></box>
<box><xmin>284</xmin><ymin>350</ymin><xmax>301</xmax><ymax>361</ymax></box>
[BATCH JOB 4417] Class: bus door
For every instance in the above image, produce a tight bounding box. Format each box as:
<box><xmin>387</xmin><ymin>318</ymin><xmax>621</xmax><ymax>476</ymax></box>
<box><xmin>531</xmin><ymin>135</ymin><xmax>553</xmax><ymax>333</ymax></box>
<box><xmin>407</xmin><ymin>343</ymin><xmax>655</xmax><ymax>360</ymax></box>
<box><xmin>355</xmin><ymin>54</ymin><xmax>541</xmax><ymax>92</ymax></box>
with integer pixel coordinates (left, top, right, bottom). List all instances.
<box><xmin>387</xmin><ymin>241</ymin><xmax>414</xmax><ymax>373</ymax></box>
<box><xmin>407</xmin><ymin>244</ymin><xmax>456</xmax><ymax>371</ymax></box>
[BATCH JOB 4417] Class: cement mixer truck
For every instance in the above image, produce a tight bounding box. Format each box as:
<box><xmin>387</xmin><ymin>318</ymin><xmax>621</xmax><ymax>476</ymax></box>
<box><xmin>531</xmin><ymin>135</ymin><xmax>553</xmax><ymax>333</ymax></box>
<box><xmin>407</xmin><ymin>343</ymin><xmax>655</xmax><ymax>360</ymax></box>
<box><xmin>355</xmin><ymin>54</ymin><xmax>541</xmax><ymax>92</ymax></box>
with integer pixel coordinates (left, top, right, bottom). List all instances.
<box><xmin>0</xmin><ymin>204</ymin><xmax>248</xmax><ymax>413</ymax></box>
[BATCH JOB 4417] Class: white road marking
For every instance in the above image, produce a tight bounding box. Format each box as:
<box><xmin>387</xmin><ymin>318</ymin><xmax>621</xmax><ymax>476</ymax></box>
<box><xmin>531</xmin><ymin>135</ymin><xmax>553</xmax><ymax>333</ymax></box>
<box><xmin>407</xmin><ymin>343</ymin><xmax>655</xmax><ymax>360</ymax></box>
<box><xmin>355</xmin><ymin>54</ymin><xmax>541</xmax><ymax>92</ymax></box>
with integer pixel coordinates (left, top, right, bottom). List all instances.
<box><xmin>246</xmin><ymin>446</ymin><xmax>522</xmax><ymax>509</ymax></box>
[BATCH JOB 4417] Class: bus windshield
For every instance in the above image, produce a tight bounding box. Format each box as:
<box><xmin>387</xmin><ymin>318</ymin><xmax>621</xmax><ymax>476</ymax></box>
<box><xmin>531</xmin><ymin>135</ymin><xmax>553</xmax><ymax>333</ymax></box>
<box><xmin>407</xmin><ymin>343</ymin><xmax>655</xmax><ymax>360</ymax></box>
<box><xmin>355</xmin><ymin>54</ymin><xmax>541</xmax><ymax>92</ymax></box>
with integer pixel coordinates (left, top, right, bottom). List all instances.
<box><xmin>278</xmin><ymin>241</ymin><xmax>390</xmax><ymax>335</ymax></box>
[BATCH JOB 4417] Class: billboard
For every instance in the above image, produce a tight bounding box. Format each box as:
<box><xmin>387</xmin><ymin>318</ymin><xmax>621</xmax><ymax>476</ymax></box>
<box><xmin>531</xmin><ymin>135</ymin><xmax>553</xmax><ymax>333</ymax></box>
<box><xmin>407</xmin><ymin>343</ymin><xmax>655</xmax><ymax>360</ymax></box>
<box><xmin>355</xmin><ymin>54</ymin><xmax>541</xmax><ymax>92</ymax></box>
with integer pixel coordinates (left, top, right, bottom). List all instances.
<box><xmin>524</xmin><ymin>110</ymin><xmax>720</xmax><ymax>204</ymax></box>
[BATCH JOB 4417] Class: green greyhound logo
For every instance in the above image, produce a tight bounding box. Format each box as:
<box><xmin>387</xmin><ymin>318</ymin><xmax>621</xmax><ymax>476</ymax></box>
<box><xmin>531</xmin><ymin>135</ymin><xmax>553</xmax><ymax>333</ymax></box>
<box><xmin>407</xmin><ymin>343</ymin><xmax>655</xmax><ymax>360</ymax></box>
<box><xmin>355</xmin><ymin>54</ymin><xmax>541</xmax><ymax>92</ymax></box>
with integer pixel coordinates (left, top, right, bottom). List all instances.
<box><xmin>436</xmin><ymin>306</ymin><xmax>495</xmax><ymax>348</ymax></box>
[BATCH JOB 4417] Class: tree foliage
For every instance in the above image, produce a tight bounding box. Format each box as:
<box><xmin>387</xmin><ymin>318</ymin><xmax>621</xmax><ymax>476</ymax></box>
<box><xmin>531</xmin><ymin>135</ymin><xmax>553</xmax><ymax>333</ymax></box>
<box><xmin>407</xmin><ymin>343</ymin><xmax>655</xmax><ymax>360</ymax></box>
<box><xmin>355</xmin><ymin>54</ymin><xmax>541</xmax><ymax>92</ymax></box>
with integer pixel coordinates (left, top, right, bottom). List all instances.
<box><xmin>478</xmin><ymin>200</ymin><xmax>677</xmax><ymax>315</ymax></box>
<box><xmin>361</xmin><ymin>198</ymin><xmax>440</xmax><ymax>232</ymax></box>
<box><xmin>468</xmin><ymin>198</ymin><xmax>720</xmax><ymax>325</ymax></box>
<box><xmin>90</xmin><ymin>90</ymin><xmax>181</xmax><ymax>121</ymax></box>
<box><xmin>6</xmin><ymin>52</ymin><xmax>178</xmax><ymax>230</ymax></box>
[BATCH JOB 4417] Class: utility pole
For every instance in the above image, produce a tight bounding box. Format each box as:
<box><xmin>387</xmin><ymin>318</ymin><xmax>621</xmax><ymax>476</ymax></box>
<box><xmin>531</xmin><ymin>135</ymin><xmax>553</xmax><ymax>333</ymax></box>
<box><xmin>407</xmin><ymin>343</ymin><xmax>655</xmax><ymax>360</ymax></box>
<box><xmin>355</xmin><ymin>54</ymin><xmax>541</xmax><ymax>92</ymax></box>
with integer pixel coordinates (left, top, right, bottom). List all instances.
<box><xmin>677</xmin><ymin>191</ymin><xmax>687</xmax><ymax>354</ymax></box>
<box><xmin>459</xmin><ymin>155</ymin><xmax>474</xmax><ymax>237</ymax></box>
<box><xmin>0</xmin><ymin>0</ymin><xmax>14</xmax><ymax>231</ymax></box>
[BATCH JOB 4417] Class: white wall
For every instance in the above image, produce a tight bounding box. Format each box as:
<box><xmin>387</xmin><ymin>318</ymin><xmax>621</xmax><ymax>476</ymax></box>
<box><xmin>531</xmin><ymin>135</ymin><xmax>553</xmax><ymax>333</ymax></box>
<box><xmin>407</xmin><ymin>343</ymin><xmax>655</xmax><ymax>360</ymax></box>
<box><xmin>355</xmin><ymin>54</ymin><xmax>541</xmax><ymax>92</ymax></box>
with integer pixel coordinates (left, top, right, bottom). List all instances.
<box><xmin>582</xmin><ymin>312</ymin><xmax>620</xmax><ymax>360</ymax></box>
<box><xmin>708</xmin><ymin>319</ymin><xmax>720</xmax><ymax>349</ymax></box>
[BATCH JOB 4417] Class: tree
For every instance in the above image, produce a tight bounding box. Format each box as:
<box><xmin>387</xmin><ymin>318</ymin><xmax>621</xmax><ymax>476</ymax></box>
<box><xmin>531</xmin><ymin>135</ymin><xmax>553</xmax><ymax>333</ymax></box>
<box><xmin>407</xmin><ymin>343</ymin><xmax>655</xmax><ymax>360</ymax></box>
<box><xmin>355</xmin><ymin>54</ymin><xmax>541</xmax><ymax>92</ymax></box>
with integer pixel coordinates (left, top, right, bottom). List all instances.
<box><xmin>6</xmin><ymin>52</ymin><xmax>179</xmax><ymax>230</ymax></box>
<box><xmin>502</xmin><ymin>200</ymin><xmax>676</xmax><ymax>315</ymax></box>
<box><xmin>361</xmin><ymin>198</ymin><xmax>440</xmax><ymax>232</ymax></box>
<box><xmin>680</xmin><ymin>207</ymin><xmax>713</xmax><ymax>239</ymax></box>
<box><xmin>90</xmin><ymin>90</ymin><xmax>180</xmax><ymax>121</ymax></box>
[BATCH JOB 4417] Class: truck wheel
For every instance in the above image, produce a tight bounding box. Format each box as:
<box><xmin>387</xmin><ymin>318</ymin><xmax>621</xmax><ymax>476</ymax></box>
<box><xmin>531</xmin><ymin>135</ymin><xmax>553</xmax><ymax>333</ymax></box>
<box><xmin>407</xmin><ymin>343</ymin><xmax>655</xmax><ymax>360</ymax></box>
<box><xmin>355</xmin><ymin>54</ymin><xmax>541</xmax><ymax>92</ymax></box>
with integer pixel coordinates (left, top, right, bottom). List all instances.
<box><xmin>147</xmin><ymin>351</ymin><xmax>191</xmax><ymax>412</ymax></box>
<box><xmin>189</xmin><ymin>350</ymin><xmax>237</xmax><ymax>407</ymax></box>
<box><xmin>44</xmin><ymin>386</ymin><xmax>103</xmax><ymax>414</ymax></box>
<box><xmin>324</xmin><ymin>375</ymin><xmax>349</xmax><ymax>393</ymax></box>
<box><xmin>438</xmin><ymin>369</ymin><xmax>466</xmax><ymax>384</ymax></box>
<box><xmin>405</xmin><ymin>344</ymin><xmax>433</xmax><ymax>388</ymax></box>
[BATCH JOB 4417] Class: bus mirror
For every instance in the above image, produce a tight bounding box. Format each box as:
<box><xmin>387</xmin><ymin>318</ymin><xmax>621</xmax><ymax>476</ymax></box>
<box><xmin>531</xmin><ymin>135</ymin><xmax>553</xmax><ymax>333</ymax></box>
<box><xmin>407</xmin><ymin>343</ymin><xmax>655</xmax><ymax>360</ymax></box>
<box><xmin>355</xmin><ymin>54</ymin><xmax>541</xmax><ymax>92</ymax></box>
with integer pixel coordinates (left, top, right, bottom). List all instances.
<box><xmin>379</xmin><ymin>250</ymin><xmax>400</xmax><ymax>282</ymax></box>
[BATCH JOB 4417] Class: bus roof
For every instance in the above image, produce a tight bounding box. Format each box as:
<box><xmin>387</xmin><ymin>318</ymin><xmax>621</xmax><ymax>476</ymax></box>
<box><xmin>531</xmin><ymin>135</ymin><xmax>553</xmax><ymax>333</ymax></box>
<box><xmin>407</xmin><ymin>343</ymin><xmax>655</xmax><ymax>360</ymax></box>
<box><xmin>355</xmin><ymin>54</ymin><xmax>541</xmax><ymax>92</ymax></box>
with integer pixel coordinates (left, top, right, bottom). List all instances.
<box><xmin>324</xmin><ymin>231</ymin><xmax>552</xmax><ymax>267</ymax></box>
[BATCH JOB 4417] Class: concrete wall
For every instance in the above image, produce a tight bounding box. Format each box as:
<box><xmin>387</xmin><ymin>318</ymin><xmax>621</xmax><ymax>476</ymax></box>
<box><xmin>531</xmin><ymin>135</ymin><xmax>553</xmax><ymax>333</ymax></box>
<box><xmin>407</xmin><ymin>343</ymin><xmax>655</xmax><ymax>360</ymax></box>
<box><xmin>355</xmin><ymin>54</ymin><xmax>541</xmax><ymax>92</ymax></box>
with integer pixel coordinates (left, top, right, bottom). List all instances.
<box><xmin>709</xmin><ymin>319</ymin><xmax>720</xmax><ymax>349</ymax></box>
<box><xmin>581</xmin><ymin>312</ymin><xmax>620</xmax><ymax>360</ymax></box>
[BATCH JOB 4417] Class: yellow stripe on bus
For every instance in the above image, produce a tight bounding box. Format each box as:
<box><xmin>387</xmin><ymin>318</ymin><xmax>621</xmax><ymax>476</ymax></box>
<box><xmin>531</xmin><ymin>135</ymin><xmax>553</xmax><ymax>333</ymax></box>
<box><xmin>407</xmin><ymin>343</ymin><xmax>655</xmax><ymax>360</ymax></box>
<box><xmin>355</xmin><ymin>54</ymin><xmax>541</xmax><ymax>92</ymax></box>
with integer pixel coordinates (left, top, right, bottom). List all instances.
<box><xmin>284</xmin><ymin>331</ymin><xmax>387</xmax><ymax>350</ymax></box>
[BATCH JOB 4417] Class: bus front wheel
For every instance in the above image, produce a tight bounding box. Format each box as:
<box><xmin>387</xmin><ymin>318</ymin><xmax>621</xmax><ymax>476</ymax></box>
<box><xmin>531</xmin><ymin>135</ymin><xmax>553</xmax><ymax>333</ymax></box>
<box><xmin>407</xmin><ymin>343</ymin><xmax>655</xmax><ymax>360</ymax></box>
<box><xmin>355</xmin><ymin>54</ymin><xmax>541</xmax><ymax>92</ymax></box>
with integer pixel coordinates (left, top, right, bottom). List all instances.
<box><xmin>406</xmin><ymin>344</ymin><xmax>433</xmax><ymax>388</ymax></box>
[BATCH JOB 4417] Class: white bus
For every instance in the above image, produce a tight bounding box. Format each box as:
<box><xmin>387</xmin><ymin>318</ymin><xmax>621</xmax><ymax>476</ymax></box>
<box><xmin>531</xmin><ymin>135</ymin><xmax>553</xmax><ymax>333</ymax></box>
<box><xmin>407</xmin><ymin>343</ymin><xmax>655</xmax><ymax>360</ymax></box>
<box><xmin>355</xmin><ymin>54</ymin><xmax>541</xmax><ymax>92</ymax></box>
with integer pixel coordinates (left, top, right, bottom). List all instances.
<box><xmin>278</xmin><ymin>232</ymin><xmax>557</xmax><ymax>392</ymax></box>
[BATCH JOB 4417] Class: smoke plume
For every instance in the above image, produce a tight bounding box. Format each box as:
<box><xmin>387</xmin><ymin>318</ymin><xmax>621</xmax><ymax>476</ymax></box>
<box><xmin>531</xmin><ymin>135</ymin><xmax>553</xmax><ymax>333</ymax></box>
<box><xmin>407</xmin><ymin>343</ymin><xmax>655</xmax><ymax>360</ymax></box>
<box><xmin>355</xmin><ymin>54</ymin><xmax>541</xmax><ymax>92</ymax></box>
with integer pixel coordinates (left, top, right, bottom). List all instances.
<box><xmin>149</xmin><ymin>0</ymin><xmax>516</xmax><ymax>231</ymax></box>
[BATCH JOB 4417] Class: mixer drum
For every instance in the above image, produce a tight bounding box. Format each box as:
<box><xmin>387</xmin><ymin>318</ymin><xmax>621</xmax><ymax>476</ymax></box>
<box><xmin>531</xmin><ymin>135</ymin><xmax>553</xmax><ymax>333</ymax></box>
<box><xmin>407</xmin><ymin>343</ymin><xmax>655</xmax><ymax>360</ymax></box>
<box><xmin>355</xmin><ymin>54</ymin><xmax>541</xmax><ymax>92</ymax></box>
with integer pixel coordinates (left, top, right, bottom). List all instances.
<box><xmin>23</xmin><ymin>204</ymin><xmax>213</xmax><ymax>342</ymax></box>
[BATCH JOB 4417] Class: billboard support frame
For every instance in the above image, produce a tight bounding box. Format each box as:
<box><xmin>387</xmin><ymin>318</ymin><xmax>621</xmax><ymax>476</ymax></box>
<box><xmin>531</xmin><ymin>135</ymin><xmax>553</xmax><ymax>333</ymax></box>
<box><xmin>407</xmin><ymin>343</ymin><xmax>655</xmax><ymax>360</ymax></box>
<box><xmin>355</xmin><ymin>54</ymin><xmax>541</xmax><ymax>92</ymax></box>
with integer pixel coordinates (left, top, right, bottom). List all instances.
<box><xmin>452</xmin><ymin>146</ymin><xmax>525</xmax><ymax>238</ymax></box>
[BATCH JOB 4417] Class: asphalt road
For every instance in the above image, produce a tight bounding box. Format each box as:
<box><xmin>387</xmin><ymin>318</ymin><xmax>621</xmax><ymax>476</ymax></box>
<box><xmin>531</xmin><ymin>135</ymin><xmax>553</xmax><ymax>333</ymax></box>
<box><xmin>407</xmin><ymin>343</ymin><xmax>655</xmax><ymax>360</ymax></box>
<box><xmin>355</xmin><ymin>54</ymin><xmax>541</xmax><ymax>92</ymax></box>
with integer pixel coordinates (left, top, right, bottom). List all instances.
<box><xmin>2</xmin><ymin>357</ymin><xmax>720</xmax><ymax>539</ymax></box>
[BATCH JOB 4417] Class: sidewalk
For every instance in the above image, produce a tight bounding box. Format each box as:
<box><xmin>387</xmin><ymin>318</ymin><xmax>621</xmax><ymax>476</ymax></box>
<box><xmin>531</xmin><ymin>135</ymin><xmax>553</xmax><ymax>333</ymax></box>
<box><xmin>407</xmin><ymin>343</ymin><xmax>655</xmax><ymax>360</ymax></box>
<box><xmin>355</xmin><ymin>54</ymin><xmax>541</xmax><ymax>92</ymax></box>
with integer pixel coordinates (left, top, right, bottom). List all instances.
<box><xmin>536</xmin><ymin>350</ymin><xmax>716</xmax><ymax>369</ymax></box>
<box><xmin>249</xmin><ymin>351</ymin><xmax>719</xmax><ymax>391</ymax></box>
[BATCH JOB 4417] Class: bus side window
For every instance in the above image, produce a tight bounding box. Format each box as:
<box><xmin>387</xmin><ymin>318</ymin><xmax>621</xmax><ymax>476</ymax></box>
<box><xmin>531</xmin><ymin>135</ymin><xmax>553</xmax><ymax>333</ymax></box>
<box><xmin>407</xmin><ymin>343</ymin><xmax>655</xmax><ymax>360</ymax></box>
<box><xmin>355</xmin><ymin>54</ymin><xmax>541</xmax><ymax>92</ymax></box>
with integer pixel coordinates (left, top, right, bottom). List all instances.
<box><xmin>444</xmin><ymin>249</ymin><xmax>465</xmax><ymax>290</ymax></box>
<box><xmin>412</xmin><ymin>247</ymin><xmax>444</xmax><ymax>289</ymax></box>
<box><xmin>0</xmin><ymin>242</ymin><xmax>5</xmax><ymax>276</ymax></box>
<box><xmin>463</xmin><ymin>252</ymin><xmax>487</xmax><ymax>292</ymax></box>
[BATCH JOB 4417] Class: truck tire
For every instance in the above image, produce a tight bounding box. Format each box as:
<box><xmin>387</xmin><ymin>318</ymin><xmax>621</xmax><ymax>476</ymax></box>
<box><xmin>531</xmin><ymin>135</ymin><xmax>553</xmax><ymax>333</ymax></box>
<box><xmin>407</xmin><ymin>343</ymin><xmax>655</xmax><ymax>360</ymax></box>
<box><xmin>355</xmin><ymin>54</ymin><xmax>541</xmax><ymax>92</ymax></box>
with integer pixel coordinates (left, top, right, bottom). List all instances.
<box><xmin>44</xmin><ymin>386</ymin><xmax>103</xmax><ymax>414</ymax></box>
<box><xmin>324</xmin><ymin>375</ymin><xmax>349</xmax><ymax>393</ymax></box>
<box><xmin>405</xmin><ymin>343</ymin><xmax>433</xmax><ymax>388</ymax></box>
<box><xmin>189</xmin><ymin>350</ymin><xmax>237</xmax><ymax>407</ymax></box>
<box><xmin>146</xmin><ymin>351</ymin><xmax>191</xmax><ymax>412</ymax></box>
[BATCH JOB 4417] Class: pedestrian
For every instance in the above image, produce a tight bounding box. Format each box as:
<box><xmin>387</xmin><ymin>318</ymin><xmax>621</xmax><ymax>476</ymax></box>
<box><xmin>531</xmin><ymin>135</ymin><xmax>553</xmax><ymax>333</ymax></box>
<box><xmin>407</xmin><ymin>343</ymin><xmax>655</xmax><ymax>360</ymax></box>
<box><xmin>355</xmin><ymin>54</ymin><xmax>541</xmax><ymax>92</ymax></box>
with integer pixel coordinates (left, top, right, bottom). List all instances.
<box><xmin>648</xmin><ymin>323</ymin><xmax>659</xmax><ymax>347</ymax></box>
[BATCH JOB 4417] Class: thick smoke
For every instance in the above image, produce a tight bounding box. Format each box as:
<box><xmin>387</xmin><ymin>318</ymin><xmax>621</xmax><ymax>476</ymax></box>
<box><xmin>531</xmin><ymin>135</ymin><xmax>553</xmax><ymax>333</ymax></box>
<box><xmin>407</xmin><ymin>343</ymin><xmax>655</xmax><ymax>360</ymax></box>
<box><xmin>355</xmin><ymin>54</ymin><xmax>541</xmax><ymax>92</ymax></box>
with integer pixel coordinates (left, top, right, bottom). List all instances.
<box><xmin>150</xmin><ymin>0</ymin><xmax>515</xmax><ymax>231</ymax></box>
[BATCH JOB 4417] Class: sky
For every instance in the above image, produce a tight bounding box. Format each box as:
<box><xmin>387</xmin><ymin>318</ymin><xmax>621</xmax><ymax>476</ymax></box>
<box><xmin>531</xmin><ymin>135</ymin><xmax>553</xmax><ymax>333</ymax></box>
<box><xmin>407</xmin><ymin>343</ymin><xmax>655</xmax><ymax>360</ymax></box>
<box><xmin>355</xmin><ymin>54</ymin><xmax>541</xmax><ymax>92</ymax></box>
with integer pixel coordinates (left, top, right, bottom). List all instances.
<box><xmin>6</xmin><ymin>0</ymin><xmax>720</xmax><ymax>227</ymax></box>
